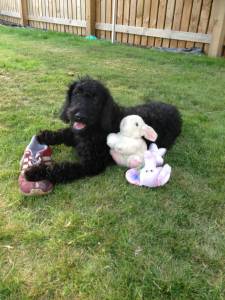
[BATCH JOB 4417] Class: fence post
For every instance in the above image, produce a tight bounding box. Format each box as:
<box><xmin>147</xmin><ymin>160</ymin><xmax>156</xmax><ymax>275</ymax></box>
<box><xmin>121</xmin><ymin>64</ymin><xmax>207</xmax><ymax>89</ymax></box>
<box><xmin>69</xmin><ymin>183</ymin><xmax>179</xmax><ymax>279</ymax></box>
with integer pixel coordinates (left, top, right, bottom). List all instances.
<box><xmin>208</xmin><ymin>0</ymin><xmax>225</xmax><ymax>57</ymax></box>
<box><xmin>86</xmin><ymin>0</ymin><xmax>96</xmax><ymax>36</ymax></box>
<box><xmin>19</xmin><ymin>0</ymin><xmax>28</xmax><ymax>26</ymax></box>
<box><xmin>111</xmin><ymin>0</ymin><xmax>117</xmax><ymax>43</ymax></box>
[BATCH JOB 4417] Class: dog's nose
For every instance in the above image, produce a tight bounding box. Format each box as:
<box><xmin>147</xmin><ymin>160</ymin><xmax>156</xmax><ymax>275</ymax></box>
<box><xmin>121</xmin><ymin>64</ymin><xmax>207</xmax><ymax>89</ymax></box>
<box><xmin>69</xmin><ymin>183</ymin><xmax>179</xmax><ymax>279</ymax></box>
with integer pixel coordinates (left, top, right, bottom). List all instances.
<box><xmin>74</xmin><ymin>112</ymin><xmax>83</xmax><ymax>121</ymax></box>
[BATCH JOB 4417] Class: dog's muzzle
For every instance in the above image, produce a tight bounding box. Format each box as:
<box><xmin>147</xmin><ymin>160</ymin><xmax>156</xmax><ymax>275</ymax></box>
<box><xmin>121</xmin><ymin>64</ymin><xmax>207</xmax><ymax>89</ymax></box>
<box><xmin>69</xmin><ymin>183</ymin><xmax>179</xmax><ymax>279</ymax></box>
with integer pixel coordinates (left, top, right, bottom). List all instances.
<box><xmin>72</xmin><ymin>112</ymin><xmax>87</xmax><ymax>130</ymax></box>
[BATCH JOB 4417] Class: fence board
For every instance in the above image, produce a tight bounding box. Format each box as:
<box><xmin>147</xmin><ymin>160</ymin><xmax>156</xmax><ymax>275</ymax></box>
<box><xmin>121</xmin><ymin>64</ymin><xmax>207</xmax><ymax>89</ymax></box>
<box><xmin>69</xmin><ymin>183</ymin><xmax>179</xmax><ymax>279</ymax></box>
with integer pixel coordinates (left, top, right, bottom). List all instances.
<box><xmin>81</xmin><ymin>0</ymin><xmax>85</xmax><ymax>35</ymax></box>
<box><xmin>38</xmin><ymin>0</ymin><xmax>42</xmax><ymax>29</ymax></box>
<box><xmin>186</xmin><ymin>0</ymin><xmax>202</xmax><ymax>48</ymax></box>
<box><xmin>48</xmin><ymin>0</ymin><xmax>53</xmax><ymax>31</ymax></box>
<box><xmin>128</xmin><ymin>0</ymin><xmax>137</xmax><ymax>44</ymax></box>
<box><xmin>208</xmin><ymin>0</ymin><xmax>225</xmax><ymax>56</ymax></box>
<box><xmin>155</xmin><ymin>0</ymin><xmax>167</xmax><ymax>47</ymax></box>
<box><xmin>72</xmin><ymin>0</ymin><xmax>78</xmax><ymax>35</ymax></box>
<box><xmin>178</xmin><ymin>0</ymin><xmax>193</xmax><ymax>48</ymax></box>
<box><xmin>134</xmin><ymin>0</ymin><xmax>144</xmax><ymax>45</ymax></box>
<box><xmin>60</xmin><ymin>0</ymin><xmax>65</xmax><ymax>31</ymax></box>
<box><xmin>122</xmin><ymin>0</ymin><xmax>130</xmax><ymax>44</ymax></box>
<box><xmin>170</xmin><ymin>0</ymin><xmax>184</xmax><ymax>48</ymax></box>
<box><xmin>162</xmin><ymin>0</ymin><xmax>176</xmax><ymax>47</ymax></box>
<box><xmin>36</xmin><ymin>0</ymin><xmax>41</xmax><ymax>29</ymax></box>
<box><xmin>105</xmin><ymin>0</ymin><xmax>112</xmax><ymax>40</ymax></box>
<box><xmin>33</xmin><ymin>0</ymin><xmax>38</xmax><ymax>29</ymax></box>
<box><xmin>204</xmin><ymin>0</ymin><xmax>214</xmax><ymax>53</ymax></box>
<box><xmin>58</xmin><ymin>0</ymin><xmax>62</xmax><ymax>32</ymax></box>
<box><xmin>67</xmin><ymin>0</ymin><xmax>72</xmax><ymax>33</ymax></box>
<box><xmin>117</xmin><ymin>0</ymin><xmax>124</xmax><ymax>42</ymax></box>
<box><xmin>148</xmin><ymin>0</ymin><xmax>159</xmax><ymax>47</ymax></box>
<box><xmin>100</xmin><ymin>0</ymin><xmax>106</xmax><ymax>39</ymax></box>
<box><xmin>27</xmin><ymin>0</ymin><xmax>33</xmax><ymax>27</ymax></box>
<box><xmin>45</xmin><ymin>0</ymin><xmax>49</xmax><ymax>30</ymax></box>
<box><xmin>65</xmin><ymin>0</ymin><xmax>69</xmax><ymax>32</ymax></box>
<box><xmin>28</xmin><ymin>0</ymin><xmax>37</xmax><ymax>27</ymax></box>
<box><xmin>60</xmin><ymin>0</ymin><xmax>65</xmax><ymax>32</ymax></box>
<box><xmin>43</xmin><ymin>0</ymin><xmax>47</xmax><ymax>29</ymax></box>
<box><xmin>195</xmin><ymin>0</ymin><xmax>212</xmax><ymax>48</ymax></box>
<box><xmin>96</xmin><ymin>0</ymin><xmax>101</xmax><ymax>38</ymax></box>
<box><xmin>51</xmin><ymin>0</ymin><xmax>57</xmax><ymax>32</ymax></box>
<box><xmin>55</xmin><ymin>0</ymin><xmax>60</xmax><ymax>31</ymax></box>
<box><xmin>141</xmin><ymin>0</ymin><xmax>151</xmax><ymax>46</ymax></box>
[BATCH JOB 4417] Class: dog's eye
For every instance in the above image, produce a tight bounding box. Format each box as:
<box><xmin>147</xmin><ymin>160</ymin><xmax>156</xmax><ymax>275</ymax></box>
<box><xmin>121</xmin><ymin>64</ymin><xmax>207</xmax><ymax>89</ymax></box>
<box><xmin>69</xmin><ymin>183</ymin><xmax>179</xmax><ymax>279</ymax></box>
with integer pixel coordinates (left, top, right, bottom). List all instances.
<box><xmin>135</xmin><ymin>122</ymin><xmax>139</xmax><ymax>127</ymax></box>
<box><xmin>76</xmin><ymin>88</ymin><xmax>83</xmax><ymax>95</ymax></box>
<box><xmin>92</xmin><ymin>94</ymin><xmax>98</xmax><ymax>102</ymax></box>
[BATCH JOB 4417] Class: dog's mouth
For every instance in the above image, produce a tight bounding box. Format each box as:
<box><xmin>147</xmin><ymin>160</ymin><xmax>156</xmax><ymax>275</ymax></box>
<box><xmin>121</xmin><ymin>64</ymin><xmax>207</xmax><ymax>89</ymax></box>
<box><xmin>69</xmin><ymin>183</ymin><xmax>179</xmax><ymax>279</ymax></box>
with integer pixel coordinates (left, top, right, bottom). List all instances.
<box><xmin>73</xmin><ymin>121</ymin><xmax>87</xmax><ymax>130</ymax></box>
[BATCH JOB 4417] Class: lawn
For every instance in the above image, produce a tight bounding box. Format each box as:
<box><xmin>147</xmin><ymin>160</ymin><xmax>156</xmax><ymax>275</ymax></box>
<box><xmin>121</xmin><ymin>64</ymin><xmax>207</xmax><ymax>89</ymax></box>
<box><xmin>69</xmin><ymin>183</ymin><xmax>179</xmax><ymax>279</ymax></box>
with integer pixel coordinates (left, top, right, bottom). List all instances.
<box><xmin>0</xmin><ymin>24</ymin><xmax>225</xmax><ymax>299</ymax></box>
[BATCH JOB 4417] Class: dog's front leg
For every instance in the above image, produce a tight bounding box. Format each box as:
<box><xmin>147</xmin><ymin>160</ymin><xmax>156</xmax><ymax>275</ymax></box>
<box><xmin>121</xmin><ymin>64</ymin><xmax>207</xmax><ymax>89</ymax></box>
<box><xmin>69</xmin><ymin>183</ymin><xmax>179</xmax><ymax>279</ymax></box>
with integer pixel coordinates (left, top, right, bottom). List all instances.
<box><xmin>37</xmin><ymin>128</ymin><xmax>76</xmax><ymax>146</ymax></box>
<box><xmin>25</xmin><ymin>160</ymin><xmax>106</xmax><ymax>184</ymax></box>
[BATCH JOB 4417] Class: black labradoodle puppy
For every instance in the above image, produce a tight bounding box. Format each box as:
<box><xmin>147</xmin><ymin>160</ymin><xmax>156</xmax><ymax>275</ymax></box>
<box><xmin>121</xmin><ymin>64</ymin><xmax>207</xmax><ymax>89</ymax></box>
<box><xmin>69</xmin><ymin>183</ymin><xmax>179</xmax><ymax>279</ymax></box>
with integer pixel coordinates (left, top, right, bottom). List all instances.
<box><xmin>25</xmin><ymin>77</ymin><xmax>182</xmax><ymax>184</ymax></box>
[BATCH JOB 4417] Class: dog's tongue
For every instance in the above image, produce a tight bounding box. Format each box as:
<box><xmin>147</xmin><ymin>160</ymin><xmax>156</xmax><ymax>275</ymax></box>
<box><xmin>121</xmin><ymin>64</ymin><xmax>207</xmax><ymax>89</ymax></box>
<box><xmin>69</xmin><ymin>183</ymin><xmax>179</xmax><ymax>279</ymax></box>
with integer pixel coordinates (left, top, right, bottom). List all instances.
<box><xmin>73</xmin><ymin>122</ymin><xmax>86</xmax><ymax>130</ymax></box>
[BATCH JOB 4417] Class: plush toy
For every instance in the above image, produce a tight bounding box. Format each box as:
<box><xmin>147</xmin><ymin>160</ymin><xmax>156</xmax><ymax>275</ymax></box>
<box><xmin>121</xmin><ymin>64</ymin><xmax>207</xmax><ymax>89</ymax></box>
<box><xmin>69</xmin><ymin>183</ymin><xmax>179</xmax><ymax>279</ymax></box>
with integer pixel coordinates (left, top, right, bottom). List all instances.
<box><xmin>126</xmin><ymin>143</ymin><xmax>171</xmax><ymax>188</ymax></box>
<box><xmin>107</xmin><ymin>115</ymin><xmax>158</xmax><ymax>168</ymax></box>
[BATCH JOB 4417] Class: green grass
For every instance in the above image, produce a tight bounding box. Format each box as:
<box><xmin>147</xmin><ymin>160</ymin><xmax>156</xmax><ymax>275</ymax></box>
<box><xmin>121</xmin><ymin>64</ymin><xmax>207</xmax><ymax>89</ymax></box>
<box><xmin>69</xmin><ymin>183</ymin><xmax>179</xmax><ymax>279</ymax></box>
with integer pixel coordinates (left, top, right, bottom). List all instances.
<box><xmin>0</xmin><ymin>24</ymin><xmax>225</xmax><ymax>299</ymax></box>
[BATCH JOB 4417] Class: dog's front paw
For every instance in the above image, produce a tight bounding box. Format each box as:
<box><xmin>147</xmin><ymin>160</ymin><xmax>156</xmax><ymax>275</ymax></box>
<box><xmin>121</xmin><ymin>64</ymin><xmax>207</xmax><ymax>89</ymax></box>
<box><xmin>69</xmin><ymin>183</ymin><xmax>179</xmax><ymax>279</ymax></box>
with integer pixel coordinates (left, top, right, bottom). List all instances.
<box><xmin>25</xmin><ymin>164</ymin><xmax>48</xmax><ymax>181</ymax></box>
<box><xmin>36</xmin><ymin>130</ymin><xmax>53</xmax><ymax>144</ymax></box>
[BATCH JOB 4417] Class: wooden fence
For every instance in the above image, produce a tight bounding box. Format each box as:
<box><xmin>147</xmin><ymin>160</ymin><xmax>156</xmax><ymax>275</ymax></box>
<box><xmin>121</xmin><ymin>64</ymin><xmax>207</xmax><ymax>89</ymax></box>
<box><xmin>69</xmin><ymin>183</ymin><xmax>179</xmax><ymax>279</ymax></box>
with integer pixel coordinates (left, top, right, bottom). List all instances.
<box><xmin>0</xmin><ymin>0</ymin><xmax>225</xmax><ymax>57</ymax></box>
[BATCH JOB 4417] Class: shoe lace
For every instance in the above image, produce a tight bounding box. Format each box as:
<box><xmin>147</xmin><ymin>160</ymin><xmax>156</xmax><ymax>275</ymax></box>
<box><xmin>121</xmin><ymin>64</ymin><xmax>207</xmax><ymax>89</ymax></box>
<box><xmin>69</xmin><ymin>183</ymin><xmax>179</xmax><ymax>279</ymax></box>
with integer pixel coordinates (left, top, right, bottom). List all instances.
<box><xmin>31</xmin><ymin>153</ymin><xmax>42</xmax><ymax>165</ymax></box>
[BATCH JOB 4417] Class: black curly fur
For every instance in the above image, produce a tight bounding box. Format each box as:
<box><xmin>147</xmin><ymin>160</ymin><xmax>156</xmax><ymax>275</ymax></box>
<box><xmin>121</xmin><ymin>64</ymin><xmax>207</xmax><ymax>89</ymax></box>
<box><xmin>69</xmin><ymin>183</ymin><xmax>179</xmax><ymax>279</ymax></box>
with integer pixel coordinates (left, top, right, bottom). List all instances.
<box><xmin>25</xmin><ymin>77</ymin><xmax>182</xmax><ymax>184</ymax></box>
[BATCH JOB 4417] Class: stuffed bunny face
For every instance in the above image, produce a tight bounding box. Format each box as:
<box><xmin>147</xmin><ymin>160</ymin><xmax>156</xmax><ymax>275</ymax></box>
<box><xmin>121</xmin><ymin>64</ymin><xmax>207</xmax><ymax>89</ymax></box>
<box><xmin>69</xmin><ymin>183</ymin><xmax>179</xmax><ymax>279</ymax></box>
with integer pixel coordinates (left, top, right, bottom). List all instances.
<box><xmin>120</xmin><ymin>115</ymin><xmax>157</xmax><ymax>141</ymax></box>
<box><xmin>140</xmin><ymin>156</ymin><xmax>159</xmax><ymax>185</ymax></box>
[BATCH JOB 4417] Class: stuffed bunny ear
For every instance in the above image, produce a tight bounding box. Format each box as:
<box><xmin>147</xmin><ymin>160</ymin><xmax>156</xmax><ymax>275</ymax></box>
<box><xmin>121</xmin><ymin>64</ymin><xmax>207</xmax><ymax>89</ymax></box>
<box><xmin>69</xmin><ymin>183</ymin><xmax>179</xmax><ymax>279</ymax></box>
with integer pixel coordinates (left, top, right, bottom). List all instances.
<box><xmin>156</xmin><ymin>156</ymin><xmax>164</xmax><ymax>166</ymax></box>
<box><xmin>142</xmin><ymin>125</ymin><xmax>158</xmax><ymax>142</ymax></box>
<box><xmin>149</xmin><ymin>143</ymin><xmax>158</xmax><ymax>152</ymax></box>
<box><xmin>159</xmin><ymin>148</ymin><xmax>167</xmax><ymax>157</ymax></box>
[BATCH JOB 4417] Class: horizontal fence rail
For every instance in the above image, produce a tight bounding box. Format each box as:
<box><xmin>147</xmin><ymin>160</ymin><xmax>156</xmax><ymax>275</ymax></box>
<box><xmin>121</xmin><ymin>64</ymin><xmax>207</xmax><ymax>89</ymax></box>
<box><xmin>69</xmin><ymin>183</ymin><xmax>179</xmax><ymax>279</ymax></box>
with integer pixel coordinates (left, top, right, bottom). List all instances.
<box><xmin>27</xmin><ymin>16</ymin><xmax>86</xmax><ymax>28</ymax></box>
<box><xmin>95</xmin><ymin>23</ymin><xmax>212</xmax><ymax>44</ymax></box>
<box><xmin>0</xmin><ymin>10</ymin><xmax>20</xmax><ymax>18</ymax></box>
<box><xmin>0</xmin><ymin>0</ymin><xmax>225</xmax><ymax>57</ymax></box>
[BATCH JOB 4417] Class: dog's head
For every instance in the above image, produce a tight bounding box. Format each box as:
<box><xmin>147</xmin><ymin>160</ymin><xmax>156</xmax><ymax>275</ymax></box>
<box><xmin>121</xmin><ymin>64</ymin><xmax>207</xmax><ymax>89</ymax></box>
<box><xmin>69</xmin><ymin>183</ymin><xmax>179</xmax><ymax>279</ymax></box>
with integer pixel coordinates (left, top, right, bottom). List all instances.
<box><xmin>60</xmin><ymin>77</ymin><xmax>119</xmax><ymax>133</ymax></box>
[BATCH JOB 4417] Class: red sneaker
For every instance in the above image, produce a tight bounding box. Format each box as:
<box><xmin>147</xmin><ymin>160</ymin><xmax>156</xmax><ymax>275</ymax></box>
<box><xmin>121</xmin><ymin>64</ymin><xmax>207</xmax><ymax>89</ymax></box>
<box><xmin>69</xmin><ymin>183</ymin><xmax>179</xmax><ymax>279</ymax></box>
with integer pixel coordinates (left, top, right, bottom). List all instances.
<box><xmin>18</xmin><ymin>174</ymin><xmax>53</xmax><ymax>196</ymax></box>
<box><xmin>19</xmin><ymin>136</ymin><xmax>54</xmax><ymax>196</ymax></box>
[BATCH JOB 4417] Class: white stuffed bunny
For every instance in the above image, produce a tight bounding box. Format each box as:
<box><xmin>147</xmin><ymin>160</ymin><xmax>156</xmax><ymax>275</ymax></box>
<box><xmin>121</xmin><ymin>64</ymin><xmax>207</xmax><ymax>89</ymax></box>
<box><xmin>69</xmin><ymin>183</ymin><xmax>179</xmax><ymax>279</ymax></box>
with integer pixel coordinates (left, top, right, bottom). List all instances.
<box><xmin>107</xmin><ymin>115</ymin><xmax>158</xmax><ymax>168</ymax></box>
<box><xmin>126</xmin><ymin>143</ymin><xmax>171</xmax><ymax>188</ymax></box>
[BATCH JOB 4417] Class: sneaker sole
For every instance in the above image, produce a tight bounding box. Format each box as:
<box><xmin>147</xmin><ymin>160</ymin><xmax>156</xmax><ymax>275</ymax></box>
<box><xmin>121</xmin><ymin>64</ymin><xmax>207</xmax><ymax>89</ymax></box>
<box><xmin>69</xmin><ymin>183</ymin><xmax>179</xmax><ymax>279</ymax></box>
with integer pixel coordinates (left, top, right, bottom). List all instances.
<box><xmin>20</xmin><ymin>187</ymin><xmax>53</xmax><ymax>196</ymax></box>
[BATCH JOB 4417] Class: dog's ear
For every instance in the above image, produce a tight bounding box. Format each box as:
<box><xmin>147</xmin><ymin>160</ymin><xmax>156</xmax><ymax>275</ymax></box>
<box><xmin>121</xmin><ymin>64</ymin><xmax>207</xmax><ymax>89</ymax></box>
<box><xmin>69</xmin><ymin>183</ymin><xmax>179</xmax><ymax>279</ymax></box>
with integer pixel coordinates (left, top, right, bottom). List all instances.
<box><xmin>101</xmin><ymin>94</ymin><xmax>119</xmax><ymax>132</ymax></box>
<box><xmin>60</xmin><ymin>81</ymin><xmax>78</xmax><ymax>123</ymax></box>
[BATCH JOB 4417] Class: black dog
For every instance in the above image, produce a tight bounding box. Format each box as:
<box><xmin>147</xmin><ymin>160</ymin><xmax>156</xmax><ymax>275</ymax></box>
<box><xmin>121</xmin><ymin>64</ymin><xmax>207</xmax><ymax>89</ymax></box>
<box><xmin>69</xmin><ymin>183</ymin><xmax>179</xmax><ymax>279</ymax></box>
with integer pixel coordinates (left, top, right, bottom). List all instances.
<box><xmin>25</xmin><ymin>77</ymin><xmax>182</xmax><ymax>184</ymax></box>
